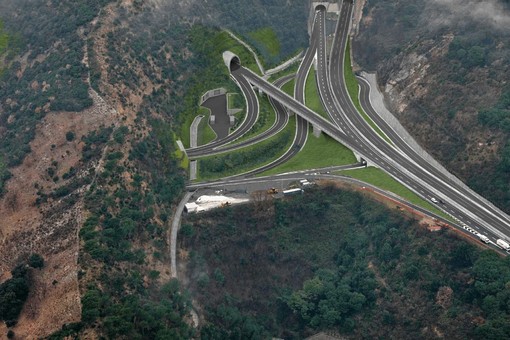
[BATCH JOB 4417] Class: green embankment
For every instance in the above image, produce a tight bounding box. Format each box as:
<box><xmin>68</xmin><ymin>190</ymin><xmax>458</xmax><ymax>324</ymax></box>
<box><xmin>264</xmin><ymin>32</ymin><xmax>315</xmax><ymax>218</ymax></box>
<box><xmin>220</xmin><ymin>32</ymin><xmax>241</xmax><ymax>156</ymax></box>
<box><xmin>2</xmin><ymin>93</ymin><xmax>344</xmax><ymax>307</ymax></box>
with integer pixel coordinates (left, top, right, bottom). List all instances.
<box><xmin>344</xmin><ymin>41</ymin><xmax>392</xmax><ymax>145</ymax></box>
<box><xmin>227</xmin><ymin>93</ymin><xmax>244</xmax><ymax>110</ymax></box>
<box><xmin>197</xmin><ymin>107</ymin><xmax>217</xmax><ymax>146</ymax></box>
<box><xmin>261</xmin><ymin>130</ymin><xmax>357</xmax><ymax>176</ymax></box>
<box><xmin>339</xmin><ymin>167</ymin><xmax>452</xmax><ymax>221</ymax></box>
<box><xmin>248</xmin><ymin>27</ymin><xmax>280</xmax><ymax>58</ymax></box>
<box><xmin>197</xmin><ymin>117</ymin><xmax>296</xmax><ymax>181</ymax></box>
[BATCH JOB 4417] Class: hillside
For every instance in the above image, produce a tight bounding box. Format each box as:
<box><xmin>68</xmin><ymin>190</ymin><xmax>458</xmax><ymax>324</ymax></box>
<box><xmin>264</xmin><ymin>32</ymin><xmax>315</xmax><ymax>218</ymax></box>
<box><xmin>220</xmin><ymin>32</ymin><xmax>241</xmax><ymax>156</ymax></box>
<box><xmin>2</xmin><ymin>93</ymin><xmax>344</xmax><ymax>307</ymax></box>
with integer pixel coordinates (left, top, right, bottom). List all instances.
<box><xmin>181</xmin><ymin>184</ymin><xmax>510</xmax><ymax>338</ymax></box>
<box><xmin>1</xmin><ymin>0</ymin><xmax>510</xmax><ymax>338</ymax></box>
<box><xmin>353</xmin><ymin>0</ymin><xmax>510</xmax><ymax>214</ymax></box>
<box><xmin>0</xmin><ymin>0</ymin><xmax>310</xmax><ymax>337</ymax></box>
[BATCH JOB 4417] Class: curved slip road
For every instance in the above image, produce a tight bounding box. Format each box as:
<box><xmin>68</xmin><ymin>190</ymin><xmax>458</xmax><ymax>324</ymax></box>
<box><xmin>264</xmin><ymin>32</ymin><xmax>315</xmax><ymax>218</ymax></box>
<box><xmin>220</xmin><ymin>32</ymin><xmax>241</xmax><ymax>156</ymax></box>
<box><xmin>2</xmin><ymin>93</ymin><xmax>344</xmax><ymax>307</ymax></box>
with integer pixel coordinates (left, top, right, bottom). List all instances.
<box><xmin>186</xmin><ymin>71</ymin><xmax>260</xmax><ymax>157</ymax></box>
<box><xmin>227</xmin><ymin>0</ymin><xmax>510</xmax><ymax>245</ymax></box>
<box><xmin>188</xmin><ymin>74</ymin><xmax>293</xmax><ymax>159</ymax></box>
<box><xmin>324</xmin><ymin>0</ymin><xmax>510</xmax><ymax>241</ymax></box>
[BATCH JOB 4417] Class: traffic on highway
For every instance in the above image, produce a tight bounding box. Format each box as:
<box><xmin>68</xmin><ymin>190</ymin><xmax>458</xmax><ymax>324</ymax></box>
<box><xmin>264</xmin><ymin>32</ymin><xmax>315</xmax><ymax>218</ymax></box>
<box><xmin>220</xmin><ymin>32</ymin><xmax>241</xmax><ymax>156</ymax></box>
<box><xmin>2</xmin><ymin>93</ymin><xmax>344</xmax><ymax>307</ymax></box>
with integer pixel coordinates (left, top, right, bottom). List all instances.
<box><xmin>221</xmin><ymin>1</ymin><xmax>510</xmax><ymax>251</ymax></box>
<box><xmin>187</xmin><ymin>0</ymin><xmax>510</xmax><ymax>253</ymax></box>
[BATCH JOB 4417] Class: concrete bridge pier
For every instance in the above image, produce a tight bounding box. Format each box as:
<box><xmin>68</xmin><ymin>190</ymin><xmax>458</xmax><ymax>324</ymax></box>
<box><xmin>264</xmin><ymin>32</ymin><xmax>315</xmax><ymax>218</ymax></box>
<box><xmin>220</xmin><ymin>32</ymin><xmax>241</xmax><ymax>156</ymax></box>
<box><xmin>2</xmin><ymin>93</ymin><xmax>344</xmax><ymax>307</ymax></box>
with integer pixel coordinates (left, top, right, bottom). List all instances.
<box><xmin>354</xmin><ymin>153</ymin><xmax>373</xmax><ymax>168</ymax></box>
<box><xmin>312</xmin><ymin>124</ymin><xmax>322</xmax><ymax>137</ymax></box>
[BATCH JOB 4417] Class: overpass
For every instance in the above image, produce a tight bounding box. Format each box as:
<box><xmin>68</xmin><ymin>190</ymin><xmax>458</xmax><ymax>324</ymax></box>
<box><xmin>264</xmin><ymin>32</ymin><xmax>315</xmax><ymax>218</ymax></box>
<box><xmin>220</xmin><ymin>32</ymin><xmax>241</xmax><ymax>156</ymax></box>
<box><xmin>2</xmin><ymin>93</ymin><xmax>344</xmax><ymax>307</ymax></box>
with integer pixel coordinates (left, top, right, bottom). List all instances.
<box><xmin>220</xmin><ymin>2</ymin><xmax>510</xmax><ymax>244</ymax></box>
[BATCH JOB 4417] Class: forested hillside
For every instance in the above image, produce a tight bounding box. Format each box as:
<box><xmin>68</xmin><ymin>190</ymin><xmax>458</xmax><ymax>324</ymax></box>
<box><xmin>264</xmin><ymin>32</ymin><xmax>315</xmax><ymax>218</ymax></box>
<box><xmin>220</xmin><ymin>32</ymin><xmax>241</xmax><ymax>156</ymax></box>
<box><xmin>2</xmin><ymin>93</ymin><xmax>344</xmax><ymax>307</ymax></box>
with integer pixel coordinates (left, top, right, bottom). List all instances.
<box><xmin>0</xmin><ymin>0</ymin><xmax>310</xmax><ymax>337</ymax></box>
<box><xmin>2</xmin><ymin>0</ymin><xmax>510</xmax><ymax>338</ymax></box>
<box><xmin>353</xmin><ymin>0</ymin><xmax>510</xmax><ymax>213</ymax></box>
<box><xmin>182</xmin><ymin>185</ymin><xmax>510</xmax><ymax>339</ymax></box>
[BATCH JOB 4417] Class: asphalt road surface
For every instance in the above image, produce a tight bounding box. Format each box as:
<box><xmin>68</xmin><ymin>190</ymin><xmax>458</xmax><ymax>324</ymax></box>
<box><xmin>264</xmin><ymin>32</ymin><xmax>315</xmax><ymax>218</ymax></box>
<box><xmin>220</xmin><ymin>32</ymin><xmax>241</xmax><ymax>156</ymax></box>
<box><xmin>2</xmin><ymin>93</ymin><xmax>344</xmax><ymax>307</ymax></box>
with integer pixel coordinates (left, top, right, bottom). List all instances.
<box><xmin>186</xmin><ymin>71</ymin><xmax>260</xmax><ymax>157</ymax></box>
<box><xmin>227</xmin><ymin>0</ymin><xmax>510</xmax><ymax>245</ymax></box>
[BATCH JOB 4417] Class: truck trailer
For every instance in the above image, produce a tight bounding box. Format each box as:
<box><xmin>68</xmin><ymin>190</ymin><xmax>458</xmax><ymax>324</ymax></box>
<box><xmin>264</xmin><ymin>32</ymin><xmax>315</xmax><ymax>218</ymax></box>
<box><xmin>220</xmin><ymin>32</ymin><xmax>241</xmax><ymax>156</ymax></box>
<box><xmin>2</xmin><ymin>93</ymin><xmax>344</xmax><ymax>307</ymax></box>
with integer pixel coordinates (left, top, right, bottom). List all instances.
<box><xmin>496</xmin><ymin>239</ymin><xmax>510</xmax><ymax>250</ymax></box>
<box><xmin>283</xmin><ymin>188</ymin><xmax>304</xmax><ymax>196</ymax></box>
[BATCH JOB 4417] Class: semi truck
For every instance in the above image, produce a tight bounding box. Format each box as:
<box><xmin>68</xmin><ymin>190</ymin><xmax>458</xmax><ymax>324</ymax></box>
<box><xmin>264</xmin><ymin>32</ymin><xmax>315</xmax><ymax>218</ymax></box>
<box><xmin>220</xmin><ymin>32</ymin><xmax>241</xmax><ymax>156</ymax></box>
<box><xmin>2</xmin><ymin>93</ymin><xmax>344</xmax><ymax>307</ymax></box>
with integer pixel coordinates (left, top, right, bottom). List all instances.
<box><xmin>496</xmin><ymin>239</ymin><xmax>510</xmax><ymax>250</ymax></box>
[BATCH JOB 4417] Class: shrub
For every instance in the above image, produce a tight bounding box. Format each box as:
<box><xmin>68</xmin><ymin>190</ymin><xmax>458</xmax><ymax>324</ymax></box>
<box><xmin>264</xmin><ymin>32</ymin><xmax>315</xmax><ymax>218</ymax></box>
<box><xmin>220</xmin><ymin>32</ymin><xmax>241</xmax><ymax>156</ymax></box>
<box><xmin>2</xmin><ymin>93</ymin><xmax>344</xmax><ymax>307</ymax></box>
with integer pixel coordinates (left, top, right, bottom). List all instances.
<box><xmin>66</xmin><ymin>131</ymin><xmax>76</xmax><ymax>142</ymax></box>
<box><xmin>28</xmin><ymin>253</ymin><xmax>44</xmax><ymax>269</ymax></box>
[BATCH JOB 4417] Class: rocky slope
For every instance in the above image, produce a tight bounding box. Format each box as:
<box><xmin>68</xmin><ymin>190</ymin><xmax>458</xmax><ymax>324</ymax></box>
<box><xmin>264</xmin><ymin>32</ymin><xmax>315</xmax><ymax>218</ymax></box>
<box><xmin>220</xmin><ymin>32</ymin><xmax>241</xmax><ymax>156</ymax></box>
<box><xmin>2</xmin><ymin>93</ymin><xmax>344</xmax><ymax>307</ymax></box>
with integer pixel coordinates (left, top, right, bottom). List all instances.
<box><xmin>353</xmin><ymin>0</ymin><xmax>510</xmax><ymax>213</ymax></box>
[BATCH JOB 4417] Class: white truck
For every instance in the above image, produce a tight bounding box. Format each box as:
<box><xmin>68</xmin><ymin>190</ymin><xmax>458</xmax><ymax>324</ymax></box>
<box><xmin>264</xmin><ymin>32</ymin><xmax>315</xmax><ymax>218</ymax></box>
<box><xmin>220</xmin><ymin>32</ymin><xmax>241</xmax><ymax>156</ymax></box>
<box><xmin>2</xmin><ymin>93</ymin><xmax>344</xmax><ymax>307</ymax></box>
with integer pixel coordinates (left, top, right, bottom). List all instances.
<box><xmin>477</xmin><ymin>234</ymin><xmax>490</xmax><ymax>244</ymax></box>
<box><xmin>496</xmin><ymin>239</ymin><xmax>510</xmax><ymax>250</ymax></box>
<box><xmin>283</xmin><ymin>188</ymin><xmax>304</xmax><ymax>196</ymax></box>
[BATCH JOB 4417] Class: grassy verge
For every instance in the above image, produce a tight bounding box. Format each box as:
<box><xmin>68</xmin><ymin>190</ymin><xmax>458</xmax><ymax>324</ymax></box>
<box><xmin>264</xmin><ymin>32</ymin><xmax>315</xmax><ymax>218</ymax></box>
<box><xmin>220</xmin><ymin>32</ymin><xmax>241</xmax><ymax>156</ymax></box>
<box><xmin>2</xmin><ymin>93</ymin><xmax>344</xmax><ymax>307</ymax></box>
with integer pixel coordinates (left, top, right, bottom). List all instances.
<box><xmin>305</xmin><ymin>69</ymin><xmax>329</xmax><ymax>120</ymax></box>
<box><xmin>197</xmin><ymin>108</ymin><xmax>217</xmax><ymax>146</ymax></box>
<box><xmin>344</xmin><ymin>41</ymin><xmax>392</xmax><ymax>145</ymax></box>
<box><xmin>261</xmin><ymin>128</ymin><xmax>357</xmax><ymax>176</ymax></box>
<box><xmin>339</xmin><ymin>167</ymin><xmax>453</xmax><ymax>221</ymax></box>
<box><xmin>282</xmin><ymin>79</ymin><xmax>295</xmax><ymax>96</ymax></box>
<box><xmin>197</xmin><ymin>117</ymin><xmax>296</xmax><ymax>181</ymax></box>
<box><xmin>174</xmin><ymin>147</ymin><xmax>189</xmax><ymax>170</ymax></box>
<box><xmin>227</xmin><ymin>93</ymin><xmax>243</xmax><ymax>110</ymax></box>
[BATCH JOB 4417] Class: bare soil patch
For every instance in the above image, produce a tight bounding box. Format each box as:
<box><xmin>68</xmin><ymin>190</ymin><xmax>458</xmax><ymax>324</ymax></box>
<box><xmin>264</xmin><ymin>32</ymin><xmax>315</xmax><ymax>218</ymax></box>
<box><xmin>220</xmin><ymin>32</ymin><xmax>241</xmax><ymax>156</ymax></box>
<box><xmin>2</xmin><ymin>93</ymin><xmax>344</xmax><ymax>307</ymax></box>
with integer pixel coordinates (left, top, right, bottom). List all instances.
<box><xmin>0</xmin><ymin>90</ymin><xmax>113</xmax><ymax>338</ymax></box>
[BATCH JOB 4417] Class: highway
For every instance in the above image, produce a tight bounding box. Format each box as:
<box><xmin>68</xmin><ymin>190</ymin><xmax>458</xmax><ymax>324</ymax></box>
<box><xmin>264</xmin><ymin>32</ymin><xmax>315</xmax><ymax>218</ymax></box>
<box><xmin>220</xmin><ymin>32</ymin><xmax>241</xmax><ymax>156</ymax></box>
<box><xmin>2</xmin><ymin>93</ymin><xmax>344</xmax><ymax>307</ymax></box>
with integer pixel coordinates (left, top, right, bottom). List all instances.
<box><xmin>324</xmin><ymin>0</ymin><xmax>510</xmax><ymax>240</ymax></box>
<box><xmin>239</xmin><ymin>8</ymin><xmax>328</xmax><ymax>177</ymax></box>
<box><xmin>357</xmin><ymin>74</ymin><xmax>510</xmax><ymax>232</ymax></box>
<box><xmin>187</xmin><ymin>9</ymin><xmax>324</xmax><ymax>175</ymax></box>
<box><xmin>225</xmin><ymin>1</ymin><xmax>510</xmax><ymax>245</ymax></box>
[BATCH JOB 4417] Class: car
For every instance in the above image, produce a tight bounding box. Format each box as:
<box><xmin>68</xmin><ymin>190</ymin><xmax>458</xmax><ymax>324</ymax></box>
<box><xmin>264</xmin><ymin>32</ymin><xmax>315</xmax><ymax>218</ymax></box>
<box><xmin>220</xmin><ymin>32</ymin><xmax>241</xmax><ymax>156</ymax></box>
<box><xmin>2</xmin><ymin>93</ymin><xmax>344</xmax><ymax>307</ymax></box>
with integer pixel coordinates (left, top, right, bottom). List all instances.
<box><xmin>430</xmin><ymin>197</ymin><xmax>439</xmax><ymax>203</ymax></box>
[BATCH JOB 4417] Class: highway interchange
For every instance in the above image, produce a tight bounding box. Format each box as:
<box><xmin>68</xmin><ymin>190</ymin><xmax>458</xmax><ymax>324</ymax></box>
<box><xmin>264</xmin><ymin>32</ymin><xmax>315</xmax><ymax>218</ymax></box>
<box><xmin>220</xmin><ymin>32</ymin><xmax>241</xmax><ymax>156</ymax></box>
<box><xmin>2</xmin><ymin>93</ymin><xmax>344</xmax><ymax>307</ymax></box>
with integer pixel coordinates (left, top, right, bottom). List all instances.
<box><xmin>185</xmin><ymin>0</ymin><xmax>510</xmax><ymax>250</ymax></box>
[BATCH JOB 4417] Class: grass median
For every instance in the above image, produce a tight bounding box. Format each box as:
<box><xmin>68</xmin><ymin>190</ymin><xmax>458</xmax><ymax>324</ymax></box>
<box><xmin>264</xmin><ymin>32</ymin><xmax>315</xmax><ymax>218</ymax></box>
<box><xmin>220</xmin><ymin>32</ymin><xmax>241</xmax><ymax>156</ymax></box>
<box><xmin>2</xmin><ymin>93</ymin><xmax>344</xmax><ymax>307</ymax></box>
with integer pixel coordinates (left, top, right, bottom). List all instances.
<box><xmin>305</xmin><ymin>69</ymin><xmax>330</xmax><ymax>120</ymax></box>
<box><xmin>196</xmin><ymin>117</ymin><xmax>296</xmax><ymax>181</ymax></box>
<box><xmin>260</xmin><ymin>129</ymin><xmax>357</xmax><ymax>176</ymax></box>
<box><xmin>231</xmin><ymin>93</ymin><xmax>278</xmax><ymax>144</ymax></box>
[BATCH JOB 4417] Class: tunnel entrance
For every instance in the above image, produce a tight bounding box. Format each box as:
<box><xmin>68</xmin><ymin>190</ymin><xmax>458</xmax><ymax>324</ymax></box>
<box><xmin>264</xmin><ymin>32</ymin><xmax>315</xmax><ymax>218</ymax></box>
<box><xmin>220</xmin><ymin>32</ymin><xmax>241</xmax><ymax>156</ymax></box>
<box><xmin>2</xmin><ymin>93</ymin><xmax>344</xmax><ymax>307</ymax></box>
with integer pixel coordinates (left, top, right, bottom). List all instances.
<box><xmin>315</xmin><ymin>4</ymin><xmax>326</xmax><ymax>11</ymax></box>
<box><xmin>230</xmin><ymin>56</ymin><xmax>241</xmax><ymax>72</ymax></box>
<box><xmin>223</xmin><ymin>51</ymin><xmax>242</xmax><ymax>73</ymax></box>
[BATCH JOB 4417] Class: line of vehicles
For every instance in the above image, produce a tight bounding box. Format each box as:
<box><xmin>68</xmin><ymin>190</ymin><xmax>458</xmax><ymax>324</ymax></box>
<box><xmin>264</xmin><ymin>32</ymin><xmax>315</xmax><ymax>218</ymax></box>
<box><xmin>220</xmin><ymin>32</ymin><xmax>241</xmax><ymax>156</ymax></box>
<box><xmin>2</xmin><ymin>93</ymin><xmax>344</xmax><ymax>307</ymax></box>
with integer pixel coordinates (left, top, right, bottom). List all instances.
<box><xmin>432</xmin><ymin>196</ymin><xmax>508</xmax><ymax>253</ymax></box>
